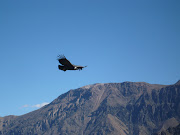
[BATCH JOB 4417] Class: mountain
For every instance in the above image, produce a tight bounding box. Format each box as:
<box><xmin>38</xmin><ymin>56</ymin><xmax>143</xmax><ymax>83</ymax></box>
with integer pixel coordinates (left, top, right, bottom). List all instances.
<box><xmin>153</xmin><ymin>124</ymin><xmax>180</xmax><ymax>135</ymax></box>
<box><xmin>0</xmin><ymin>81</ymin><xmax>180</xmax><ymax>135</ymax></box>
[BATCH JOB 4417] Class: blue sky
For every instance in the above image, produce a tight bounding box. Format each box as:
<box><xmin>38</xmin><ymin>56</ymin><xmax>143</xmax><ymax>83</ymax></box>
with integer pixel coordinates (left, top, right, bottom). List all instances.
<box><xmin>0</xmin><ymin>0</ymin><xmax>180</xmax><ymax>116</ymax></box>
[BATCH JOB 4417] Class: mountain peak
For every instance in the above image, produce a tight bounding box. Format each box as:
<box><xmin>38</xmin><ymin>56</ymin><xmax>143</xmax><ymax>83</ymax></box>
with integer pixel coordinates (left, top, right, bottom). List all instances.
<box><xmin>175</xmin><ymin>80</ymin><xmax>180</xmax><ymax>85</ymax></box>
<box><xmin>81</xmin><ymin>83</ymin><xmax>105</xmax><ymax>89</ymax></box>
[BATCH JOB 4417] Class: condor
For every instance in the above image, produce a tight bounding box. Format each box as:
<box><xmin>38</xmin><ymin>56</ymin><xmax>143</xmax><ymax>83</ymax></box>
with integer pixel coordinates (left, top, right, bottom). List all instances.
<box><xmin>57</xmin><ymin>55</ymin><xmax>87</xmax><ymax>71</ymax></box>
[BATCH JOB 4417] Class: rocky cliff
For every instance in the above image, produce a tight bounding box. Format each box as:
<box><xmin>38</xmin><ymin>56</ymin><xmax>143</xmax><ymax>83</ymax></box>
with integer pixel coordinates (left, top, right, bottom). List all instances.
<box><xmin>0</xmin><ymin>81</ymin><xmax>180</xmax><ymax>135</ymax></box>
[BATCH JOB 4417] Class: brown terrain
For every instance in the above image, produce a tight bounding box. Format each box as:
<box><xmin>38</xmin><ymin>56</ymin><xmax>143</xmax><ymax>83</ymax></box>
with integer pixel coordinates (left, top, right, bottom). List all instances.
<box><xmin>0</xmin><ymin>81</ymin><xmax>180</xmax><ymax>135</ymax></box>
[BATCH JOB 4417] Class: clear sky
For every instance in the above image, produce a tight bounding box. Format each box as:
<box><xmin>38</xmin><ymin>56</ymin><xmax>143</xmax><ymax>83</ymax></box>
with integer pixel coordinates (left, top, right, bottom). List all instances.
<box><xmin>0</xmin><ymin>0</ymin><xmax>180</xmax><ymax>116</ymax></box>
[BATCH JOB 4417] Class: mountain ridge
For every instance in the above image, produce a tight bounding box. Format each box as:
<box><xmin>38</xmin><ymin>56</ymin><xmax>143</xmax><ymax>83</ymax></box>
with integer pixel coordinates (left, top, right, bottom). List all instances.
<box><xmin>0</xmin><ymin>81</ymin><xmax>179</xmax><ymax>135</ymax></box>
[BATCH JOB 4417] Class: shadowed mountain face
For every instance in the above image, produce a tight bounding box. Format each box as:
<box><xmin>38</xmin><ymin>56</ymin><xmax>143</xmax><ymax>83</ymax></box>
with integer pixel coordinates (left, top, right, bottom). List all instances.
<box><xmin>0</xmin><ymin>81</ymin><xmax>180</xmax><ymax>135</ymax></box>
<box><xmin>153</xmin><ymin>124</ymin><xmax>180</xmax><ymax>135</ymax></box>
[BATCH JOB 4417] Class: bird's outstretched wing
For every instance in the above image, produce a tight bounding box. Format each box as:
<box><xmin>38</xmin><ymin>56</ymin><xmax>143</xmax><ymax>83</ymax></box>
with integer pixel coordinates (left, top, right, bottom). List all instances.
<box><xmin>57</xmin><ymin>55</ymin><xmax>74</xmax><ymax>68</ymax></box>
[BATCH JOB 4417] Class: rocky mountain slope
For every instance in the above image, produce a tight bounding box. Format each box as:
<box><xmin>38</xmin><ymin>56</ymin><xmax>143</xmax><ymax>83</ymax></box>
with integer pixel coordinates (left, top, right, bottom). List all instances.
<box><xmin>0</xmin><ymin>81</ymin><xmax>180</xmax><ymax>135</ymax></box>
<box><xmin>153</xmin><ymin>124</ymin><xmax>180</xmax><ymax>135</ymax></box>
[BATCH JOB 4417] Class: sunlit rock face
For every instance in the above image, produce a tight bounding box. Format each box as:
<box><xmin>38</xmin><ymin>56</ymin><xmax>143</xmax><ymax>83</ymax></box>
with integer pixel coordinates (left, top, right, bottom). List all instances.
<box><xmin>0</xmin><ymin>81</ymin><xmax>180</xmax><ymax>135</ymax></box>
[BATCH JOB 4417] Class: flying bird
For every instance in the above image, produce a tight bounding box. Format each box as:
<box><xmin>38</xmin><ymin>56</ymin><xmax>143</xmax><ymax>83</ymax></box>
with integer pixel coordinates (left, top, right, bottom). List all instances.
<box><xmin>57</xmin><ymin>55</ymin><xmax>87</xmax><ymax>71</ymax></box>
